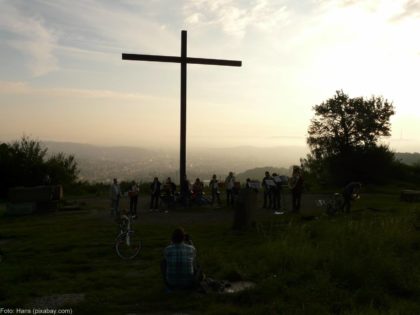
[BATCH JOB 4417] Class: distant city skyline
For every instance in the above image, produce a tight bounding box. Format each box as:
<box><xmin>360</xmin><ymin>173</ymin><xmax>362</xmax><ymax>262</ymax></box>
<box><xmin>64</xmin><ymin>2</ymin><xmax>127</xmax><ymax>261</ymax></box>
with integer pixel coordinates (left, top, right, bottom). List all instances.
<box><xmin>1</xmin><ymin>0</ymin><xmax>419</xmax><ymax>152</ymax></box>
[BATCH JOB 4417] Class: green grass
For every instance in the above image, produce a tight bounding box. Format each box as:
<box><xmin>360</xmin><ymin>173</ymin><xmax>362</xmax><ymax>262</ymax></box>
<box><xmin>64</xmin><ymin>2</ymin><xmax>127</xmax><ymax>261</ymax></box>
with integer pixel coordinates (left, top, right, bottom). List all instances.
<box><xmin>1</xmin><ymin>194</ymin><xmax>420</xmax><ymax>314</ymax></box>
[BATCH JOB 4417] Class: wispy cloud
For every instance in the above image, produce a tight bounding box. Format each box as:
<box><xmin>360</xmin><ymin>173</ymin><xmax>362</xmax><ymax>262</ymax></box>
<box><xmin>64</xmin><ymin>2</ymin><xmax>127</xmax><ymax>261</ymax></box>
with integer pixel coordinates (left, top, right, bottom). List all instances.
<box><xmin>0</xmin><ymin>1</ymin><xmax>58</xmax><ymax>76</ymax></box>
<box><xmin>183</xmin><ymin>0</ymin><xmax>290</xmax><ymax>38</ymax></box>
<box><xmin>0</xmin><ymin>0</ymin><xmax>180</xmax><ymax>76</ymax></box>
<box><xmin>316</xmin><ymin>0</ymin><xmax>420</xmax><ymax>22</ymax></box>
<box><xmin>36</xmin><ymin>0</ymin><xmax>178</xmax><ymax>54</ymax></box>
<box><xmin>0</xmin><ymin>80</ymin><xmax>172</xmax><ymax>103</ymax></box>
<box><xmin>390</xmin><ymin>0</ymin><xmax>420</xmax><ymax>21</ymax></box>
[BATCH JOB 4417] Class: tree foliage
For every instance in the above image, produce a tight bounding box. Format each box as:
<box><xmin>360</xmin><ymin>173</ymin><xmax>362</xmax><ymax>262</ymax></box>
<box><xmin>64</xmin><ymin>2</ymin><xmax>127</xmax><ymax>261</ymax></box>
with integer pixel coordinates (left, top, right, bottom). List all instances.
<box><xmin>307</xmin><ymin>90</ymin><xmax>395</xmax><ymax>159</ymax></box>
<box><xmin>0</xmin><ymin>136</ymin><xmax>79</xmax><ymax>197</ymax></box>
<box><xmin>305</xmin><ymin>91</ymin><xmax>396</xmax><ymax>185</ymax></box>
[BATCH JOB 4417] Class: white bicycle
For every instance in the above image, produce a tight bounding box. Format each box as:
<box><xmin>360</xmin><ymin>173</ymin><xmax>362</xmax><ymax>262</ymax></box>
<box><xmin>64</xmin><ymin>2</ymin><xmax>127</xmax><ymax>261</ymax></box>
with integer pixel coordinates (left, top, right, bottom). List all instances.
<box><xmin>317</xmin><ymin>193</ymin><xmax>360</xmax><ymax>215</ymax></box>
<box><xmin>316</xmin><ymin>193</ymin><xmax>345</xmax><ymax>215</ymax></box>
<box><xmin>115</xmin><ymin>211</ymin><xmax>141</xmax><ymax>260</ymax></box>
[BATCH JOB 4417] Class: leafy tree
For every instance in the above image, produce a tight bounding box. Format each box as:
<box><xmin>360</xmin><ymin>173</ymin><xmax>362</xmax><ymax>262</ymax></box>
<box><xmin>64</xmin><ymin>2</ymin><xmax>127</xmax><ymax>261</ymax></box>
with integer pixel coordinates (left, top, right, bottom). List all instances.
<box><xmin>305</xmin><ymin>91</ymin><xmax>396</xmax><ymax>185</ymax></box>
<box><xmin>45</xmin><ymin>153</ymin><xmax>78</xmax><ymax>185</ymax></box>
<box><xmin>0</xmin><ymin>136</ymin><xmax>79</xmax><ymax>197</ymax></box>
<box><xmin>9</xmin><ymin>136</ymin><xmax>47</xmax><ymax>187</ymax></box>
<box><xmin>307</xmin><ymin>90</ymin><xmax>395</xmax><ymax>159</ymax></box>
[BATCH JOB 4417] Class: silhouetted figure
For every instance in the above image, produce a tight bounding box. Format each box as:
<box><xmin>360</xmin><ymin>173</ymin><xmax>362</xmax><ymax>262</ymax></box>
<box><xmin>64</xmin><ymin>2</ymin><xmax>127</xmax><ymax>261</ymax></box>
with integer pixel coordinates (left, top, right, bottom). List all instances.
<box><xmin>272</xmin><ymin>172</ymin><xmax>283</xmax><ymax>211</ymax></box>
<box><xmin>43</xmin><ymin>174</ymin><xmax>51</xmax><ymax>185</ymax></box>
<box><xmin>225</xmin><ymin>172</ymin><xmax>235</xmax><ymax>206</ymax></box>
<box><xmin>209</xmin><ymin>174</ymin><xmax>221</xmax><ymax>206</ymax></box>
<box><xmin>129</xmin><ymin>181</ymin><xmax>139</xmax><ymax>218</ymax></box>
<box><xmin>150</xmin><ymin>177</ymin><xmax>161</xmax><ymax>211</ymax></box>
<box><xmin>161</xmin><ymin>227</ymin><xmax>203</xmax><ymax>290</ymax></box>
<box><xmin>289</xmin><ymin>166</ymin><xmax>304</xmax><ymax>212</ymax></box>
<box><xmin>162</xmin><ymin>177</ymin><xmax>177</xmax><ymax>208</ymax></box>
<box><xmin>342</xmin><ymin>182</ymin><xmax>361</xmax><ymax>213</ymax></box>
<box><xmin>164</xmin><ymin>177</ymin><xmax>177</xmax><ymax>196</ymax></box>
<box><xmin>180</xmin><ymin>175</ymin><xmax>191</xmax><ymax>206</ymax></box>
<box><xmin>110</xmin><ymin>178</ymin><xmax>121</xmax><ymax>217</ymax></box>
<box><xmin>192</xmin><ymin>178</ymin><xmax>204</xmax><ymax>198</ymax></box>
<box><xmin>245</xmin><ymin>178</ymin><xmax>251</xmax><ymax>189</ymax></box>
<box><xmin>262</xmin><ymin>171</ymin><xmax>274</xmax><ymax>209</ymax></box>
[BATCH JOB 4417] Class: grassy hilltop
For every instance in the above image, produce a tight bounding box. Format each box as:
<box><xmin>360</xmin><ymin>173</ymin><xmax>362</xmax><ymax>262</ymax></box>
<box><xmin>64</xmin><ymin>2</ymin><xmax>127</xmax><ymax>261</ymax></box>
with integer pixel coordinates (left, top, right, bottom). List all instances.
<box><xmin>1</xmin><ymin>192</ymin><xmax>420</xmax><ymax>315</ymax></box>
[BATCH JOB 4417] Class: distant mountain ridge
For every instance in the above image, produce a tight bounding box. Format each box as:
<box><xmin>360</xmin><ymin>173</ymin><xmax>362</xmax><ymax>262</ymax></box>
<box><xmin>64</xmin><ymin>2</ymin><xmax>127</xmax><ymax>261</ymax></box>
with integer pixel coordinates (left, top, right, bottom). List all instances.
<box><xmin>395</xmin><ymin>152</ymin><xmax>420</xmax><ymax>165</ymax></box>
<box><xmin>236</xmin><ymin>166</ymin><xmax>291</xmax><ymax>182</ymax></box>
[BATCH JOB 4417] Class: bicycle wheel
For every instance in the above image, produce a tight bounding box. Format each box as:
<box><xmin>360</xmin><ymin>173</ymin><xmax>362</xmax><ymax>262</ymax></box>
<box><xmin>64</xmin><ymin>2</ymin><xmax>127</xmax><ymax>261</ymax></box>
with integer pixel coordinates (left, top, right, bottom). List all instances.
<box><xmin>115</xmin><ymin>231</ymin><xmax>141</xmax><ymax>259</ymax></box>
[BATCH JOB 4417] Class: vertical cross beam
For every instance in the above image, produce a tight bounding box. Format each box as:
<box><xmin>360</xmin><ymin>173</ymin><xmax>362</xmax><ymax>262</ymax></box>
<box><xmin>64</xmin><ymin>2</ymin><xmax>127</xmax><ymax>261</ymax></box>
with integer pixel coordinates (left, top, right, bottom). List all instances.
<box><xmin>180</xmin><ymin>31</ymin><xmax>187</xmax><ymax>191</ymax></box>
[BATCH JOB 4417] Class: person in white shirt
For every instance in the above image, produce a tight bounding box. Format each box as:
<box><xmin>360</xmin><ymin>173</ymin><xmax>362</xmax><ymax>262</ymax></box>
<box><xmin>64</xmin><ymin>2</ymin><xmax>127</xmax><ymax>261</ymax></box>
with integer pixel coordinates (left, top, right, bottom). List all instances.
<box><xmin>110</xmin><ymin>178</ymin><xmax>121</xmax><ymax>217</ymax></box>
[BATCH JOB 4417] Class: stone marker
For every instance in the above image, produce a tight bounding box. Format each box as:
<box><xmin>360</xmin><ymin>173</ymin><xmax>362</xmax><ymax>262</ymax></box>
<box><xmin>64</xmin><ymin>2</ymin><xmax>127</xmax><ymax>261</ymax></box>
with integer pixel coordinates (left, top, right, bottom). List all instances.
<box><xmin>232</xmin><ymin>188</ymin><xmax>258</xmax><ymax>230</ymax></box>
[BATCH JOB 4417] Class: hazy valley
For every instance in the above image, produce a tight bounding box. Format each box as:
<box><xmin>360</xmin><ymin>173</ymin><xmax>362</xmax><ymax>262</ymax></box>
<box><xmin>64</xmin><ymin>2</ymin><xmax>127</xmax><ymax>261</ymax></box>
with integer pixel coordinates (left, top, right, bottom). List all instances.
<box><xmin>41</xmin><ymin>141</ymin><xmax>420</xmax><ymax>183</ymax></box>
<box><xmin>43</xmin><ymin>141</ymin><xmax>309</xmax><ymax>183</ymax></box>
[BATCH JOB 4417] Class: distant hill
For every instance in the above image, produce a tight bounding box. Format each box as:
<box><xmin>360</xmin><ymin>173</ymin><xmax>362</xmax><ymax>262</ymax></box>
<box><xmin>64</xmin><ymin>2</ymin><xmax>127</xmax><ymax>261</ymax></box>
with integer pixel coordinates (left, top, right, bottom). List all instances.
<box><xmin>236</xmin><ymin>166</ymin><xmax>291</xmax><ymax>182</ymax></box>
<box><xmin>395</xmin><ymin>152</ymin><xmax>420</xmax><ymax>165</ymax></box>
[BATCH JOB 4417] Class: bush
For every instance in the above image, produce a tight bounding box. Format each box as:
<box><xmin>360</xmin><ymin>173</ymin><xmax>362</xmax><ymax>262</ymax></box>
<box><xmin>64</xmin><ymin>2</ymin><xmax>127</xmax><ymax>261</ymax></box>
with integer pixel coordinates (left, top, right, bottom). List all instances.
<box><xmin>0</xmin><ymin>137</ymin><xmax>79</xmax><ymax>197</ymax></box>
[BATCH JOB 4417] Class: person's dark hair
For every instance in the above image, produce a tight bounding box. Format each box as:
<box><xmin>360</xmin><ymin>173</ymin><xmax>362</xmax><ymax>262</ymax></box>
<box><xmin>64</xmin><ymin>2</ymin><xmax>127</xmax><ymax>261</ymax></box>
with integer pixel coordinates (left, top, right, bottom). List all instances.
<box><xmin>171</xmin><ymin>227</ymin><xmax>185</xmax><ymax>244</ymax></box>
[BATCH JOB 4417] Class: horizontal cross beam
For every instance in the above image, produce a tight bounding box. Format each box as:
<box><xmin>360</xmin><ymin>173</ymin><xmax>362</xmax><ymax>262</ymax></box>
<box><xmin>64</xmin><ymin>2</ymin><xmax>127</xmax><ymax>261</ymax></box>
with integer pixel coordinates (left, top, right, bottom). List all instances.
<box><xmin>122</xmin><ymin>53</ymin><xmax>242</xmax><ymax>67</ymax></box>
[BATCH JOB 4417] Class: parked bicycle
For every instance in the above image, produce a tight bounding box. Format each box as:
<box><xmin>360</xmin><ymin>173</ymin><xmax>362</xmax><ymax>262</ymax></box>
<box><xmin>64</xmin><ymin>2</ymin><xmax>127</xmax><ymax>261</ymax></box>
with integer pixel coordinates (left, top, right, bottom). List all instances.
<box><xmin>317</xmin><ymin>192</ymin><xmax>360</xmax><ymax>215</ymax></box>
<box><xmin>317</xmin><ymin>193</ymin><xmax>345</xmax><ymax>215</ymax></box>
<box><xmin>115</xmin><ymin>210</ymin><xmax>141</xmax><ymax>260</ymax></box>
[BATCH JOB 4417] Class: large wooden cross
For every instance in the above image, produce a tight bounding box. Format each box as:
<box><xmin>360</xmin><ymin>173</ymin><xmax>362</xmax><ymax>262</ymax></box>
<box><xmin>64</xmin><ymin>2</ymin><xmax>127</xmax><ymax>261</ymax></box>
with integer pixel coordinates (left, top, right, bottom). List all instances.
<box><xmin>122</xmin><ymin>30</ymin><xmax>242</xmax><ymax>191</ymax></box>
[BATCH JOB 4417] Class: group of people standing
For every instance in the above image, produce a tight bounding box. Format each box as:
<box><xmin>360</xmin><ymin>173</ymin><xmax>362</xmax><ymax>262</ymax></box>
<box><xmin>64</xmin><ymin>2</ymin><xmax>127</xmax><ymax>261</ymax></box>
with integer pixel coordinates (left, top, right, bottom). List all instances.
<box><xmin>109</xmin><ymin>166</ymin><xmax>306</xmax><ymax>217</ymax></box>
<box><xmin>261</xmin><ymin>166</ymin><xmax>304</xmax><ymax>212</ymax></box>
<box><xmin>110</xmin><ymin>178</ymin><xmax>140</xmax><ymax>218</ymax></box>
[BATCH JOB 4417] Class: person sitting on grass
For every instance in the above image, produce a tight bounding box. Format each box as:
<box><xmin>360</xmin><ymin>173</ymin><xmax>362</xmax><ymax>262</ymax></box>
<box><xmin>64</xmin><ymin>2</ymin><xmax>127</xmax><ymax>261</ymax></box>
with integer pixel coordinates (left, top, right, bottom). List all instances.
<box><xmin>161</xmin><ymin>227</ymin><xmax>203</xmax><ymax>291</ymax></box>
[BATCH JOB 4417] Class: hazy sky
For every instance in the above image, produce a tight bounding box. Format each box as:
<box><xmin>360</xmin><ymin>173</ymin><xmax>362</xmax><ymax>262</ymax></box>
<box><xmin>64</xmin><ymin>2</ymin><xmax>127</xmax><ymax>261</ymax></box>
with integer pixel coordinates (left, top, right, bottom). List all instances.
<box><xmin>1</xmin><ymin>0</ymin><xmax>419</xmax><ymax>152</ymax></box>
